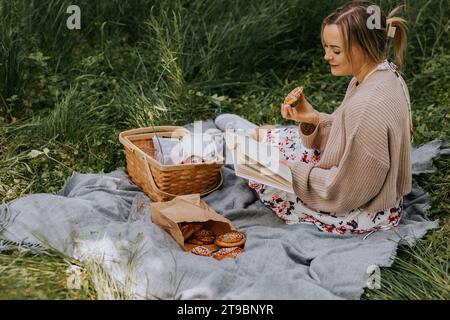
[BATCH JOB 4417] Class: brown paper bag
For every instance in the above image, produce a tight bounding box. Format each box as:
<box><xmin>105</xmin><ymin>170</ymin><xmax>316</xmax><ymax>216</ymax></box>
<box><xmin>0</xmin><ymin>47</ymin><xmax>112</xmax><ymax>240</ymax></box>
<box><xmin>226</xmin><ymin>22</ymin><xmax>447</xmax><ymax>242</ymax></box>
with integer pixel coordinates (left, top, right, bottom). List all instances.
<box><xmin>150</xmin><ymin>193</ymin><xmax>236</xmax><ymax>251</ymax></box>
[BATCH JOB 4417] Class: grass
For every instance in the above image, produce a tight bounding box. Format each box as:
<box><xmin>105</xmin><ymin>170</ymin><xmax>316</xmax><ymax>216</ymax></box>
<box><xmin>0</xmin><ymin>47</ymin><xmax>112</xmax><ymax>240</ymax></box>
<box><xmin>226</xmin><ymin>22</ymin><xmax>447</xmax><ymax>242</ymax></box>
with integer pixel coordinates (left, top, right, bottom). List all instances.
<box><xmin>0</xmin><ymin>249</ymin><xmax>95</xmax><ymax>299</ymax></box>
<box><xmin>363</xmin><ymin>225</ymin><xmax>449</xmax><ymax>300</ymax></box>
<box><xmin>362</xmin><ymin>157</ymin><xmax>450</xmax><ymax>300</ymax></box>
<box><xmin>0</xmin><ymin>0</ymin><xmax>449</xmax><ymax>300</ymax></box>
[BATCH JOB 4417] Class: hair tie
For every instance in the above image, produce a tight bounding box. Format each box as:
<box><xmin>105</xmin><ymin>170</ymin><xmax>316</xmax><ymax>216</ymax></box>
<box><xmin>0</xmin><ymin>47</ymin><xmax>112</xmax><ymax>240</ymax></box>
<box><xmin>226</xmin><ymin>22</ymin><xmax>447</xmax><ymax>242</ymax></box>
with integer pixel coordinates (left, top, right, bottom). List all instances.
<box><xmin>387</xmin><ymin>24</ymin><xmax>396</xmax><ymax>38</ymax></box>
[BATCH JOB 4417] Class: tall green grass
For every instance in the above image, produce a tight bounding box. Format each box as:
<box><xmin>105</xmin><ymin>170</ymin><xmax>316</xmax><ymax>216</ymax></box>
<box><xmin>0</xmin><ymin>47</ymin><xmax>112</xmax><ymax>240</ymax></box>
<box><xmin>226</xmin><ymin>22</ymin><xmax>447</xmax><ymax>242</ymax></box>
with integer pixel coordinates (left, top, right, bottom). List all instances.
<box><xmin>1</xmin><ymin>0</ymin><xmax>448</xmax><ymax>124</ymax></box>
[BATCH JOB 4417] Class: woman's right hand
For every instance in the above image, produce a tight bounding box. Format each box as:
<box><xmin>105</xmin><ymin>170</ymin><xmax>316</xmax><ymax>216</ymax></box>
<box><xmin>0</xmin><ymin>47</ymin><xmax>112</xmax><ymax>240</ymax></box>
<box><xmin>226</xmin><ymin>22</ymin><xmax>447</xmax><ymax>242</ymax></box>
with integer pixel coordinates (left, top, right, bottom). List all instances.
<box><xmin>281</xmin><ymin>86</ymin><xmax>319</xmax><ymax>126</ymax></box>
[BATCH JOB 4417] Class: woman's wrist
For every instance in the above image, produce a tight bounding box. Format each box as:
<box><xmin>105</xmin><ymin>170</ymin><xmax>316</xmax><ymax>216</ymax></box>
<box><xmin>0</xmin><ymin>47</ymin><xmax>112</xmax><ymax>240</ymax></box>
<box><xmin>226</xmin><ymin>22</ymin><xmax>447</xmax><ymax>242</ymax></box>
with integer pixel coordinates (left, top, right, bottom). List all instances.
<box><xmin>299</xmin><ymin>112</ymin><xmax>320</xmax><ymax>136</ymax></box>
<box><xmin>312</xmin><ymin>111</ymin><xmax>320</xmax><ymax>127</ymax></box>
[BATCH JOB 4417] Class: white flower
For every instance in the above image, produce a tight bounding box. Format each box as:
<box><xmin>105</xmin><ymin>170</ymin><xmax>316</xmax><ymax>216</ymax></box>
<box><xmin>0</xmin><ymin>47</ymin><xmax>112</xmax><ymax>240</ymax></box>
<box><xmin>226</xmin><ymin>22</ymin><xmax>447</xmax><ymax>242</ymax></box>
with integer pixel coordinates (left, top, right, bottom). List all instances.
<box><xmin>27</xmin><ymin>150</ymin><xmax>44</xmax><ymax>158</ymax></box>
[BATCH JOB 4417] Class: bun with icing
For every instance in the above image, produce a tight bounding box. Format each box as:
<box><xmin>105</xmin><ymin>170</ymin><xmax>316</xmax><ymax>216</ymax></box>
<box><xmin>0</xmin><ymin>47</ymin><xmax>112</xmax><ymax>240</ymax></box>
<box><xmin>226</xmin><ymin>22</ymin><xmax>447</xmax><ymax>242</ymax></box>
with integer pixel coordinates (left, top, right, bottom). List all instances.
<box><xmin>214</xmin><ymin>231</ymin><xmax>246</xmax><ymax>247</ymax></box>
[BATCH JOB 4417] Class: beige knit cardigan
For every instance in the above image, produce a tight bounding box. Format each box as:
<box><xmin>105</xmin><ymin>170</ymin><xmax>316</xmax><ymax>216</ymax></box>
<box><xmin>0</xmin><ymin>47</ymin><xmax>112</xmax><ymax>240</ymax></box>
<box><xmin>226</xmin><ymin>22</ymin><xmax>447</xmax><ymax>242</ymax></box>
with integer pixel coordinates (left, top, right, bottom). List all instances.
<box><xmin>291</xmin><ymin>69</ymin><xmax>412</xmax><ymax>216</ymax></box>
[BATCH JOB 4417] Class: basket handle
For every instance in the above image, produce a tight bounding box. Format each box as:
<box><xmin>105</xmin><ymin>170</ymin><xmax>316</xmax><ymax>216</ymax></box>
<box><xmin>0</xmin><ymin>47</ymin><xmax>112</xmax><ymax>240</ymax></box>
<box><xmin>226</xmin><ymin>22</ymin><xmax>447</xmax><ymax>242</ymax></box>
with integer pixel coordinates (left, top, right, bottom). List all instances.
<box><xmin>119</xmin><ymin>126</ymin><xmax>190</xmax><ymax>150</ymax></box>
<box><xmin>119</xmin><ymin>126</ymin><xmax>190</xmax><ymax>161</ymax></box>
<box><xmin>141</xmin><ymin>155</ymin><xmax>224</xmax><ymax>201</ymax></box>
<box><xmin>120</xmin><ymin>126</ymin><xmax>189</xmax><ymax>137</ymax></box>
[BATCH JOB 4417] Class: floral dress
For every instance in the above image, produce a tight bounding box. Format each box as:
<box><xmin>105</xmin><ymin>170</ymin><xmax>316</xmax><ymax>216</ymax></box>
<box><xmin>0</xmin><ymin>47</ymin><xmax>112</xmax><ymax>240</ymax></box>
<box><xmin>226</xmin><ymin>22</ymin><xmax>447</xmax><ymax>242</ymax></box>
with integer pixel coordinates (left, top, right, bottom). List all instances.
<box><xmin>249</xmin><ymin>126</ymin><xmax>404</xmax><ymax>235</ymax></box>
<box><xmin>249</xmin><ymin>60</ymin><xmax>412</xmax><ymax>235</ymax></box>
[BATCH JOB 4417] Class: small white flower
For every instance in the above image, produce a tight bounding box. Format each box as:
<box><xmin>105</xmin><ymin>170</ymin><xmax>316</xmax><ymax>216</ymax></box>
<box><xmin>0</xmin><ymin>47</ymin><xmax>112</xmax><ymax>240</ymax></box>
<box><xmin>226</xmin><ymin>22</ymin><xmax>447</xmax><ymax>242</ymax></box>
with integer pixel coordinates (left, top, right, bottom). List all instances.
<box><xmin>27</xmin><ymin>150</ymin><xmax>44</xmax><ymax>158</ymax></box>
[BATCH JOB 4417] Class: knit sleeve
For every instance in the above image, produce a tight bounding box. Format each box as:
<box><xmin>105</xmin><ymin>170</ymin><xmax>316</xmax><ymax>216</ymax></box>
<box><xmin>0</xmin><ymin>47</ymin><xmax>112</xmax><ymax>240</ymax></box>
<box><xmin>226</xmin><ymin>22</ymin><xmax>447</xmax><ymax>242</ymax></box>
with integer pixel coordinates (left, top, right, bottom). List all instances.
<box><xmin>299</xmin><ymin>78</ymin><xmax>357</xmax><ymax>152</ymax></box>
<box><xmin>299</xmin><ymin>112</ymin><xmax>334</xmax><ymax>152</ymax></box>
<box><xmin>290</xmin><ymin>129</ymin><xmax>390</xmax><ymax>216</ymax></box>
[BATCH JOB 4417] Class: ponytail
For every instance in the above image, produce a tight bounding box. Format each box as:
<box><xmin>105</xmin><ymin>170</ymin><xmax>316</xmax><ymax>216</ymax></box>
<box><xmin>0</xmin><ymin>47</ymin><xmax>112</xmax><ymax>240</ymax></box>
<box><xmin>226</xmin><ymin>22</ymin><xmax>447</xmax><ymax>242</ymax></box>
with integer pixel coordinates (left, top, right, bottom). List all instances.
<box><xmin>387</xmin><ymin>6</ymin><xmax>408</xmax><ymax>66</ymax></box>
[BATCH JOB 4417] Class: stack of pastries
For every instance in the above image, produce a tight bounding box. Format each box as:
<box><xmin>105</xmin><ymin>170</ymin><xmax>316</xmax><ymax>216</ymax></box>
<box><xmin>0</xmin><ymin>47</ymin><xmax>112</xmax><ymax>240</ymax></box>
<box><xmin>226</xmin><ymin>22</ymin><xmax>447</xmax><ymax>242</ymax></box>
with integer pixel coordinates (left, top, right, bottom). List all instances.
<box><xmin>179</xmin><ymin>222</ymin><xmax>246</xmax><ymax>260</ymax></box>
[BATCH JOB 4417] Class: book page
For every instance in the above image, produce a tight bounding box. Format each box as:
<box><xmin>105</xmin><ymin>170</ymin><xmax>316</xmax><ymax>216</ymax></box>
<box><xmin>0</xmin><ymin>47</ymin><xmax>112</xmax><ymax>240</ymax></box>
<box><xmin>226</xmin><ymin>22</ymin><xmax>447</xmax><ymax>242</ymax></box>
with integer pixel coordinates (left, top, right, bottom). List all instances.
<box><xmin>225</xmin><ymin>131</ymin><xmax>294</xmax><ymax>193</ymax></box>
<box><xmin>235</xmin><ymin>155</ymin><xmax>294</xmax><ymax>193</ymax></box>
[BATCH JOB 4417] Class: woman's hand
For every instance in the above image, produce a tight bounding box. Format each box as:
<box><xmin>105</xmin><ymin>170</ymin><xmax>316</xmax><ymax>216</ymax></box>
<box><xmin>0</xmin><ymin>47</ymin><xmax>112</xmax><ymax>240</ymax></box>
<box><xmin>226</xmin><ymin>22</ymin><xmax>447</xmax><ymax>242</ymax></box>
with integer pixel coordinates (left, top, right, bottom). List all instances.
<box><xmin>281</xmin><ymin>86</ymin><xmax>319</xmax><ymax>126</ymax></box>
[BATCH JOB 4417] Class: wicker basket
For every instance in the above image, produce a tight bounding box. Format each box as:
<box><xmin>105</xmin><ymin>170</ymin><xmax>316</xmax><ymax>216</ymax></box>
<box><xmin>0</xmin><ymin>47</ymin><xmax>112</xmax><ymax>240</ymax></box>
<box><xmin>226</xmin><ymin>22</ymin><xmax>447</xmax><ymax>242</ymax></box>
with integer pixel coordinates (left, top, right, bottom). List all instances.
<box><xmin>119</xmin><ymin>126</ymin><xmax>224</xmax><ymax>202</ymax></box>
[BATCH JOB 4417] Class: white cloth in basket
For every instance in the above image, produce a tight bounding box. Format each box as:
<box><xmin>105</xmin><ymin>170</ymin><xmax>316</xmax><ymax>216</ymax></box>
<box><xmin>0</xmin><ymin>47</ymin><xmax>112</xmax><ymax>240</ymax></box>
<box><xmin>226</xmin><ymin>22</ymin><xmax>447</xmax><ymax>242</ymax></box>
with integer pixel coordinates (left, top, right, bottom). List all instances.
<box><xmin>153</xmin><ymin>130</ymin><xmax>223</xmax><ymax>165</ymax></box>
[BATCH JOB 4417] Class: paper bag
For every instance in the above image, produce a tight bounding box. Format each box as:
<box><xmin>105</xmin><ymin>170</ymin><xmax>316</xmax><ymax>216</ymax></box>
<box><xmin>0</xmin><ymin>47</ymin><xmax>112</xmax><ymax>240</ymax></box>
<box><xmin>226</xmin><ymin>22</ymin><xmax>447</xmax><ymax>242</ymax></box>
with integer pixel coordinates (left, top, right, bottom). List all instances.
<box><xmin>151</xmin><ymin>193</ymin><xmax>236</xmax><ymax>251</ymax></box>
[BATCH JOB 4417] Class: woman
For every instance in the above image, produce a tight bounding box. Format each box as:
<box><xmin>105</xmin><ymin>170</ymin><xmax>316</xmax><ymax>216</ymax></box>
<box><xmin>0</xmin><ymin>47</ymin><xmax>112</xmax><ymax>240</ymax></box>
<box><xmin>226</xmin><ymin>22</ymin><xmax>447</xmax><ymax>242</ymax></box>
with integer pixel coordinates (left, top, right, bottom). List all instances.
<box><xmin>249</xmin><ymin>1</ymin><xmax>413</xmax><ymax>235</ymax></box>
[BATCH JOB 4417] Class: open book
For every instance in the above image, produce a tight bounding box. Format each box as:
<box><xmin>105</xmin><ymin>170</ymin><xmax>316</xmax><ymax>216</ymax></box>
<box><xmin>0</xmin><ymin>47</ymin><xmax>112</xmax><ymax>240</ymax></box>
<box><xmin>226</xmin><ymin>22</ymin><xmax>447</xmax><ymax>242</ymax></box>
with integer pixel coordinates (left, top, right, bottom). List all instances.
<box><xmin>224</xmin><ymin>130</ymin><xmax>294</xmax><ymax>193</ymax></box>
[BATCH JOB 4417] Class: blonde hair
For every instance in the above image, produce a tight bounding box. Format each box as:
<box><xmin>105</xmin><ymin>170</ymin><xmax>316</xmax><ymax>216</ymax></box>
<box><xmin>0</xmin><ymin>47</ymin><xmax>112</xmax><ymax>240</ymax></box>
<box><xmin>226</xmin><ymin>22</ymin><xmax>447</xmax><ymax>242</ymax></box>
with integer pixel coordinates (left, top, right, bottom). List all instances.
<box><xmin>321</xmin><ymin>1</ymin><xmax>408</xmax><ymax>67</ymax></box>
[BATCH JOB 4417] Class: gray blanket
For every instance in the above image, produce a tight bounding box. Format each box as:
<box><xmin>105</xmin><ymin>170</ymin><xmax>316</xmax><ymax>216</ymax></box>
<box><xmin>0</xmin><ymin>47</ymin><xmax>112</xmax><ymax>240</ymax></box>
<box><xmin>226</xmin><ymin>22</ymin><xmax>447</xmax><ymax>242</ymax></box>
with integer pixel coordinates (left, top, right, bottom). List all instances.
<box><xmin>0</xmin><ymin>121</ymin><xmax>447</xmax><ymax>300</ymax></box>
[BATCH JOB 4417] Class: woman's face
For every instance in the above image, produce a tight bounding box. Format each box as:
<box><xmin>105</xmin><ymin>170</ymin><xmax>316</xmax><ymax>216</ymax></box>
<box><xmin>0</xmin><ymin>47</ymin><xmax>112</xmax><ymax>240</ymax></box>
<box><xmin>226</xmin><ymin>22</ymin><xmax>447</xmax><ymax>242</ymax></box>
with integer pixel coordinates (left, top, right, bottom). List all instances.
<box><xmin>322</xmin><ymin>24</ymin><xmax>365</xmax><ymax>77</ymax></box>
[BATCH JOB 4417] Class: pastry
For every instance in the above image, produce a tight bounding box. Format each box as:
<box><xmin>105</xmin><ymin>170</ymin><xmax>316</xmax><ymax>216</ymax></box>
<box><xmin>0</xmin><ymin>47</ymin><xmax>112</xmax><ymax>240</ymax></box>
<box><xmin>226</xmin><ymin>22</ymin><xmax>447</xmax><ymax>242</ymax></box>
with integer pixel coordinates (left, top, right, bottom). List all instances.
<box><xmin>188</xmin><ymin>238</ymin><xmax>206</xmax><ymax>245</ymax></box>
<box><xmin>284</xmin><ymin>86</ymin><xmax>303</xmax><ymax>107</ymax></box>
<box><xmin>188</xmin><ymin>229</ymin><xmax>215</xmax><ymax>245</ymax></box>
<box><xmin>181</xmin><ymin>155</ymin><xmax>204</xmax><ymax>164</ymax></box>
<box><xmin>191</xmin><ymin>246</ymin><xmax>212</xmax><ymax>257</ymax></box>
<box><xmin>180</xmin><ymin>222</ymin><xmax>203</xmax><ymax>240</ymax></box>
<box><xmin>284</xmin><ymin>95</ymin><xmax>298</xmax><ymax>106</ymax></box>
<box><xmin>213</xmin><ymin>247</ymin><xmax>244</xmax><ymax>261</ymax></box>
<box><xmin>214</xmin><ymin>231</ymin><xmax>246</xmax><ymax>247</ymax></box>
